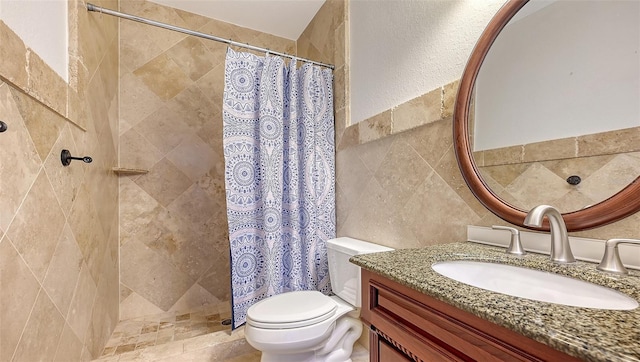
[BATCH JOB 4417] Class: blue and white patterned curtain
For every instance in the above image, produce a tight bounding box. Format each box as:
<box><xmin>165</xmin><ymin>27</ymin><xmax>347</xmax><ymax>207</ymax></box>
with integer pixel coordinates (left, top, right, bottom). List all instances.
<box><xmin>222</xmin><ymin>48</ymin><xmax>335</xmax><ymax>329</ymax></box>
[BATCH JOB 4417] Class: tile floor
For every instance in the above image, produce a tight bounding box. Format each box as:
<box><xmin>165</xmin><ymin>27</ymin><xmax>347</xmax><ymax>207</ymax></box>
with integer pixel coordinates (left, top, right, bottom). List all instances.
<box><xmin>93</xmin><ymin>302</ymin><xmax>369</xmax><ymax>361</ymax></box>
<box><xmin>94</xmin><ymin>326</ymin><xmax>369</xmax><ymax>362</ymax></box>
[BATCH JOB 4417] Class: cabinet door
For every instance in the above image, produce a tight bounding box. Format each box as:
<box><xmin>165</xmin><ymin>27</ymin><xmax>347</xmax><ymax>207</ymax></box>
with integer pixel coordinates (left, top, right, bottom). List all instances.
<box><xmin>370</xmin><ymin>330</ymin><xmax>413</xmax><ymax>362</ymax></box>
<box><xmin>379</xmin><ymin>340</ymin><xmax>411</xmax><ymax>361</ymax></box>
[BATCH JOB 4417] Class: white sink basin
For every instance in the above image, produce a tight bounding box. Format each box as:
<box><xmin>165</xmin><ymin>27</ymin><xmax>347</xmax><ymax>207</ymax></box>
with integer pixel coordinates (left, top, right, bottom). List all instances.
<box><xmin>432</xmin><ymin>260</ymin><xmax>638</xmax><ymax>310</ymax></box>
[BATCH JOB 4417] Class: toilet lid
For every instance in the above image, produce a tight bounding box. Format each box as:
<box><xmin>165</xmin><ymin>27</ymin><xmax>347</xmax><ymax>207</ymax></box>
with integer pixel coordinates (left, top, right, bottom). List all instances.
<box><xmin>247</xmin><ymin>291</ymin><xmax>337</xmax><ymax>329</ymax></box>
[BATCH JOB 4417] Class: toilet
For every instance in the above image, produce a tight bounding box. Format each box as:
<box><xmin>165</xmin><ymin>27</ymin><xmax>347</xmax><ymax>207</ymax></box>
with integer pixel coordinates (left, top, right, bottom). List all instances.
<box><xmin>244</xmin><ymin>237</ymin><xmax>393</xmax><ymax>362</ymax></box>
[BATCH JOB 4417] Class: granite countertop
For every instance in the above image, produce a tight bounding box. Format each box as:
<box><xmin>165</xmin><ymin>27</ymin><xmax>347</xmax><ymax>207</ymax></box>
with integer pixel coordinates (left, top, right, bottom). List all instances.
<box><xmin>350</xmin><ymin>242</ymin><xmax>640</xmax><ymax>362</ymax></box>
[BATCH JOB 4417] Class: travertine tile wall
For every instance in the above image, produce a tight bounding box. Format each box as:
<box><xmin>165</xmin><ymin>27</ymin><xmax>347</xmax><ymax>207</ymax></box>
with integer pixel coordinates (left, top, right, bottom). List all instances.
<box><xmin>336</xmin><ymin>83</ymin><xmax>490</xmax><ymax>248</ymax></box>
<box><xmin>336</xmin><ymin>81</ymin><xmax>640</xmax><ymax>248</ymax></box>
<box><xmin>117</xmin><ymin>0</ymin><xmax>296</xmax><ymax>320</ymax></box>
<box><xmin>0</xmin><ymin>0</ymin><xmax>120</xmax><ymax>360</ymax></box>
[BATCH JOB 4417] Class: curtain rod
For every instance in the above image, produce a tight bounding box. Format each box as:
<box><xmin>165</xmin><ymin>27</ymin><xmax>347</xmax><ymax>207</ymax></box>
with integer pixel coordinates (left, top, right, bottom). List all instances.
<box><xmin>86</xmin><ymin>3</ymin><xmax>335</xmax><ymax>70</ymax></box>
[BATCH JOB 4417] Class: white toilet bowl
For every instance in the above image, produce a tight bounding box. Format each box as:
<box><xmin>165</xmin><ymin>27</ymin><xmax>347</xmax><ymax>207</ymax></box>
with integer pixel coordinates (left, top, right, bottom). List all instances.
<box><xmin>245</xmin><ymin>292</ymin><xmax>362</xmax><ymax>362</ymax></box>
<box><xmin>243</xmin><ymin>237</ymin><xmax>393</xmax><ymax>362</ymax></box>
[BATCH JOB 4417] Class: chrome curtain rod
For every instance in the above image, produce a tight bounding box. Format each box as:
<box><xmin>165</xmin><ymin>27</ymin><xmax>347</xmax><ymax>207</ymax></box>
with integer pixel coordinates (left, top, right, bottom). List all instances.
<box><xmin>86</xmin><ymin>3</ymin><xmax>335</xmax><ymax>70</ymax></box>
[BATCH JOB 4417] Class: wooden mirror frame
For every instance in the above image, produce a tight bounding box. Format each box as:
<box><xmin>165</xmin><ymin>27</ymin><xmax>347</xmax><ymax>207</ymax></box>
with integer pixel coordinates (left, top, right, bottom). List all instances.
<box><xmin>453</xmin><ymin>0</ymin><xmax>640</xmax><ymax>231</ymax></box>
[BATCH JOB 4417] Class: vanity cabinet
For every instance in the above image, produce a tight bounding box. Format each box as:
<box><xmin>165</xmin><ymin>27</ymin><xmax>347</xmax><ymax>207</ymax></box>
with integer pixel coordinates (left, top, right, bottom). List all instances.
<box><xmin>360</xmin><ymin>269</ymin><xmax>581</xmax><ymax>362</ymax></box>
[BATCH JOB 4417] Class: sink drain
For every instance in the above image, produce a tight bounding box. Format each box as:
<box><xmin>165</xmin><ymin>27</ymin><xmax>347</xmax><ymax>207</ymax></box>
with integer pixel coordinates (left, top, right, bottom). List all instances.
<box><xmin>221</xmin><ymin>318</ymin><xmax>232</xmax><ymax>326</ymax></box>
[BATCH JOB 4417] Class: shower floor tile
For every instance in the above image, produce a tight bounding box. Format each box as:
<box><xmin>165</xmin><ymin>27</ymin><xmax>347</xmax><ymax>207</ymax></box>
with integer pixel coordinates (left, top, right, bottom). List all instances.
<box><xmin>99</xmin><ymin>302</ymin><xmax>233</xmax><ymax>358</ymax></box>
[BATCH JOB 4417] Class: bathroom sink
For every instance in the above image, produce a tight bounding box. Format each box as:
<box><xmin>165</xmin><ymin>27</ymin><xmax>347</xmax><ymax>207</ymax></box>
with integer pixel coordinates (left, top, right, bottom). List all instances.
<box><xmin>432</xmin><ymin>261</ymin><xmax>638</xmax><ymax>310</ymax></box>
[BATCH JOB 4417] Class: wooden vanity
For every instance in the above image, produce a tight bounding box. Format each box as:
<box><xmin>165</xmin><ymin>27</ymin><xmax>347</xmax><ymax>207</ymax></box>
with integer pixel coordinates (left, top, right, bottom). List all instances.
<box><xmin>352</xmin><ymin>243</ymin><xmax>640</xmax><ymax>362</ymax></box>
<box><xmin>361</xmin><ymin>269</ymin><xmax>580</xmax><ymax>361</ymax></box>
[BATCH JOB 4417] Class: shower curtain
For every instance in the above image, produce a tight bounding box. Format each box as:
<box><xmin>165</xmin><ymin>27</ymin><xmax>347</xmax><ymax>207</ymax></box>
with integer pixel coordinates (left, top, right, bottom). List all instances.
<box><xmin>222</xmin><ymin>48</ymin><xmax>335</xmax><ymax>329</ymax></box>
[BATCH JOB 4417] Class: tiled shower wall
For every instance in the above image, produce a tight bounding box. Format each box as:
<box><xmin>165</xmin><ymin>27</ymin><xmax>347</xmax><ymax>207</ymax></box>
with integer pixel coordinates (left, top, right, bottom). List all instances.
<box><xmin>117</xmin><ymin>0</ymin><xmax>296</xmax><ymax>320</ymax></box>
<box><xmin>0</xmin><ymin>0</ymin><xmax>120</xmax><ymax>360</ymax></box>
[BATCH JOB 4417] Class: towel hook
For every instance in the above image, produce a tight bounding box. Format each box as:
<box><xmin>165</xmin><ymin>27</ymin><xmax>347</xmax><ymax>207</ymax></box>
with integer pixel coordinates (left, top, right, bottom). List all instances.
<box><xmin>0</xmin><ymin>121</ymin><xmax>7</xmax><ymax>132</ymax></box>
<box><xmin>61</xmin><ymin>149</ymin><xmax>92</xmax><ymax>166</ymax></box>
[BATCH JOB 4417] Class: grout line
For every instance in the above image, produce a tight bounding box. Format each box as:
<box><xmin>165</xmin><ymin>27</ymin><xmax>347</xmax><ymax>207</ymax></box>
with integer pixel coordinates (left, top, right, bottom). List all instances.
<box><xmin>2</xmin><ymin>163</ymin><xmax>38</xmax><ymax>232</ymax></box>
<box><xmin>9</xmin><ymin>287</ymin><xmax>43</xmax><ymax>362</ymax></box>
<box><xmin>32</xmin><ymin>219</ymin><xmax>70</xmax><ymax>318</ymax></box>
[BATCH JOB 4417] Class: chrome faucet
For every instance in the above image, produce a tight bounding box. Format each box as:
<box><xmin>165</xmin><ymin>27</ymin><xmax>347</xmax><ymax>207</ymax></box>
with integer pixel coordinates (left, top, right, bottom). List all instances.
<box><xmin>524</xmin><ymin>205</ymin><xmax>576</xmax><ymax>264</ymax></box>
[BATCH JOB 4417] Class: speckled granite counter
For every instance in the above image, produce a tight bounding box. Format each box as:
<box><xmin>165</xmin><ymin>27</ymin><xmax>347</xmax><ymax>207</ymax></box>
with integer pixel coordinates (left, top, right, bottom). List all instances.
<box><xmin>350</xmin><ymin>242</ymin><xmax>640</xmax><ymax>362</ymax></box>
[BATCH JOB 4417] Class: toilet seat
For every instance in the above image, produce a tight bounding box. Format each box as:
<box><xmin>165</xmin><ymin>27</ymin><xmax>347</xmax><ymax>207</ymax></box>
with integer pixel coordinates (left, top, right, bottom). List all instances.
<box><xmin>247</xmin><ymin>291</ymin><xmax>337</xmax><ymax>329</ymax></box>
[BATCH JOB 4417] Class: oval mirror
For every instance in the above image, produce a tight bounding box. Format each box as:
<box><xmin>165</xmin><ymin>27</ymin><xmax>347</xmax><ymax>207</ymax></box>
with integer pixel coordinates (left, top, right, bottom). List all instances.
<box><xmin>454</xmin><ymin>0</ymin><xmax>640</xmax><ymax>231</ymax></box>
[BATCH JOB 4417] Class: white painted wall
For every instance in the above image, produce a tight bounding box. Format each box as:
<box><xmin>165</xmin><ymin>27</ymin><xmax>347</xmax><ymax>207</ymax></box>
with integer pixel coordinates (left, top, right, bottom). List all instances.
<box><xmin>474</xmin><ymin>1</ymin><xmax>640</xmax><ymax>151</ymax></box>
<box><xmin>349</xmin><ymin>0</ymin><xmax>505</xmax><ymax>124</ymax></box>
<box><xmin>0</xmin><ymin>0</ymin><xmax>69</xmax><ymax>81</ymax></box>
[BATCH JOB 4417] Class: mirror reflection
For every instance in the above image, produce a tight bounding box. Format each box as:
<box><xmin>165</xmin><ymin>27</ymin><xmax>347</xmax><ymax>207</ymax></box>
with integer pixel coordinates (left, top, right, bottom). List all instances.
<box><xmin>471</xmin><ymin>0</ymin><xmax>640</xmax><ymax>213</ymax></box>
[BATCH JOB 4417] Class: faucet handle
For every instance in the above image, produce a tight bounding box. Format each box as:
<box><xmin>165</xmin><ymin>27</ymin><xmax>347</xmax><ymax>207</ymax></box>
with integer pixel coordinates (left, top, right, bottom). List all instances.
<box><xmin>492</xmin><ymin>225</ymin><xmax>526</xmax><ymax>255</ymax></box>
<box><xmin>597</xmin><ymin>238</ymin><xmax>640</xmax><ymax>275</ymax></box>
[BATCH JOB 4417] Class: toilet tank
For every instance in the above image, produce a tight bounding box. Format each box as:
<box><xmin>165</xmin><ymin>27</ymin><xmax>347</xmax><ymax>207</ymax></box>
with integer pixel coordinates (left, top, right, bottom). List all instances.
<box><xmin>326</xmin><ymin>237</ymin><xmax>393</xmax><ymax>307</ymax></box>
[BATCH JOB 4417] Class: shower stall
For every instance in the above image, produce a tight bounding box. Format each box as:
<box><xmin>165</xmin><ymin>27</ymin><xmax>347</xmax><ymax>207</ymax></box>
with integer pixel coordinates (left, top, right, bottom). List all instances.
<box><xmin>110</xmin><ymin>0</ymin><xmax>347</xmax><ymax>353</ymax></box>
